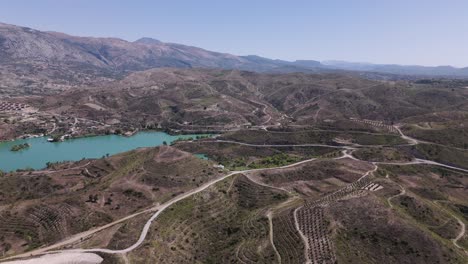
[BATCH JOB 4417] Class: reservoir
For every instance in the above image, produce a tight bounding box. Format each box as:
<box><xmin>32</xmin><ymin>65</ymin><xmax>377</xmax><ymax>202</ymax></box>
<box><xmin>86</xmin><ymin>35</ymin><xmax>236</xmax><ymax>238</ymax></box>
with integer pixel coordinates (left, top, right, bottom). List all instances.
<box><xmin>0</xmin><ymin>131</ymin><xmax>208</xmax><ymax>172</ymax></box>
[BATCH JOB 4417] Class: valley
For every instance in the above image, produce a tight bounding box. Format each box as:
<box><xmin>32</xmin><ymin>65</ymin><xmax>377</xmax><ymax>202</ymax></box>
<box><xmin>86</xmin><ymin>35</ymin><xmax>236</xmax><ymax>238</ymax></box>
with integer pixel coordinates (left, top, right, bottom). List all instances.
<box><xmin>0</xmin><ymin>20</ymin><xmax>467</xmax><ymax>264</ymax></box>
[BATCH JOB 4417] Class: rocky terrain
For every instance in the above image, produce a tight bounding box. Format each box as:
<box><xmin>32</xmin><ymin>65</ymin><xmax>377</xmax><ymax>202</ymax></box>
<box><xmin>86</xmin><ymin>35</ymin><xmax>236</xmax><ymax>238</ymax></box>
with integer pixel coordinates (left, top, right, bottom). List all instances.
<box><xmin>3</xmin><ymin>22</ymin><xmax>468</xmax><ymax>97</ymax></box>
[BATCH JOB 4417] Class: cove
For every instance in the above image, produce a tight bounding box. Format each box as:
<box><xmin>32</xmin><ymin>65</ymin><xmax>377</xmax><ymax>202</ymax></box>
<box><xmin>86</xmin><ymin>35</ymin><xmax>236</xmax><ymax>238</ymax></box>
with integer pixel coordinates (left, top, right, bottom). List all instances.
<box><xmin>0</xmin><ymin>131</ymin><xmax>209</xmax><ymax>172</ymax></box>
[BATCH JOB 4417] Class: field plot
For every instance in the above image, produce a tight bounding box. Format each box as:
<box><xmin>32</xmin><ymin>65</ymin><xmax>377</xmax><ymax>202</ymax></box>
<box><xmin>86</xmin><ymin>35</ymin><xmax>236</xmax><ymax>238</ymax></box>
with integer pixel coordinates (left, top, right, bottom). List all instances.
<box><xmin>294</xmin><ymin>168</ymin><xmax>378</xmax><ymax>264</ymax></box>
<box><xmin>353</xmin><ymin>147</ymin><xmax>413</xmax><ymax>162</ymax></box>
<box><xmin>0</xmin><ymin>101</ymin><xmax>31</xmax><ymax>112</ymax></box>
<box><xmin>248</xmin><ymin>158</ymin><xmax>374</xmax><ymax>198</ymax></box>
<box><xmin>296</xmin><ymin>206</ymin><xmax>336</xmax><ymax>264</ymax></box>
<box><xmin>271</xmin><ymin>208</ymin><xmax>306</xmax><ymax>264</ymax></box>
<box><xmin>350</xmin><ymin>118</ymin><xmax>398</xmax><ymax>134</ymax></box>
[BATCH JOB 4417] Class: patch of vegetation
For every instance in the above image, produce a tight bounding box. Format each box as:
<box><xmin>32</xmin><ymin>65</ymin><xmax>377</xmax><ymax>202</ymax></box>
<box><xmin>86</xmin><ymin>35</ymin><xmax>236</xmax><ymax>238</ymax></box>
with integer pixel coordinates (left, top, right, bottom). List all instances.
<box><xmin>0</xmin><ymin>175</ymin><xmax>55</xmax><ymax>204</ymax></box>
<box><xmin>171</xmin><ymin>137</ymin><xmax>194</xmax><ymax>144</ymax></box>
<box><xmin>10</xmin><ymin>143</ymin><xmax>30</xmax><ymax>151</ymax></box>
<box><xmin>217</xmin><ymin>153</ymin><xmax>302</xmax><ymax>170</ymax></box>
<box><xmin>402</xmin><ymin>124</ymin><xmax>468</xmax><ymax>149</ymax></box>
<box><xmin>247</xmin><ymin>153</ymin><xmax>301</xmax><ymax>169</ymax></box>
<box><xmin>123</xmin><ymin>189</ymin><xmax>145</xmax><ymax>198</ymax></box>
<box><xmin>175</xmin><ymin>141</ymin><xmax>335</xmax><ymax>167</ymax></box>
<box><xmin>395</xmin><ymin>195</ymin><xmax>448</xmax><ymax>227</ymax></box>
<box><xmin>454</xmin><ymin>204</ymin><xmax>468</xmax><ymax>220</ymax></box>
<box><xmin>354</xmin><ymin>147</ymin><xmax>413</xmax><ymax>162</ymax></box>
<box><xmin>413</xmin><ymin>144</ymin><xmax>468</xmax><ymax>169</ymax></box>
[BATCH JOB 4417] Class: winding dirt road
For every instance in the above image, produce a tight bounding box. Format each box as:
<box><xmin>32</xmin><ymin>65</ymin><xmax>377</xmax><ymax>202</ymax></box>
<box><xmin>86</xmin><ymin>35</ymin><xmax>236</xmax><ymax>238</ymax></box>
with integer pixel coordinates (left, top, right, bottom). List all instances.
<box><xmin>432</xmin><ymin>201</ymin><xmax>468</xmax><ymax>255</ymax></box>
<box><xmin>451</xmin><ymin>214</ymin><xmax>466</xmax><ymax>253</ymax></box>
<box><xmin>394</xmin><ymin>125</ymin><xmax>419</xmax><ymax>145</ymax></box>
<box><xmin>387</xmin><ymin>183</ymin><xmax>406</xmax><ymax>209</ymax></box>
<box><xmin>293</xmin><ymin>206</ymin><xmax>311</xmax><ymax>264</ymax></box>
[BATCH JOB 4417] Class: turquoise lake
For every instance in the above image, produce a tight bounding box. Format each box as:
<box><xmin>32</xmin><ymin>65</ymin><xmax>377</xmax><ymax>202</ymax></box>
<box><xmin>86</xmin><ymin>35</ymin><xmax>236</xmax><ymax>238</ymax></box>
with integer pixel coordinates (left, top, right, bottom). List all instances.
<box><xmin>0</xmin><ymin>132</ymin><xmax>207</xmax><ymax>172</ymax></box>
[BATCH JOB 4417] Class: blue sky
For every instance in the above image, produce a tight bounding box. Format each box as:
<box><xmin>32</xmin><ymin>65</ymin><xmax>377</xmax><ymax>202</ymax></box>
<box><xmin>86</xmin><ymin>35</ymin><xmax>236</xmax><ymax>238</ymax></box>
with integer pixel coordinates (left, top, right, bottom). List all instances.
<box><xmin>1</xmin><ymin>0</ymin><xmax>467</xmax><ymax>67</ymax></box>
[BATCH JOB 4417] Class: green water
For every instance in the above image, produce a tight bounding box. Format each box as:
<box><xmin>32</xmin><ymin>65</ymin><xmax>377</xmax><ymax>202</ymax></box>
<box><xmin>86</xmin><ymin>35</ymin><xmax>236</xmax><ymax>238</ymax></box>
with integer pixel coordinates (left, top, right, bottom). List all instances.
<box><xmin>194</xmin><ymin>153</ymin><xmax>209</xmax><ymax>160</ymax></box>
<box><xmin>0</xmin><ymin>132</ymin><xmax>208</xmax><ymax>172</ymax></box>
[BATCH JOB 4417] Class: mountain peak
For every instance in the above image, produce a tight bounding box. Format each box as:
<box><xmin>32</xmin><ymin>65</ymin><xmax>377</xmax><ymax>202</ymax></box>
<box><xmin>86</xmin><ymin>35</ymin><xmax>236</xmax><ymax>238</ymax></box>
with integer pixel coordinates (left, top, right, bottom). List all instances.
<box><xmin>293</xmin><ymin>60</ymin><xmax>322</xmax><ymax>68</ymax></box>
<box><xmin>134</xmin><ymin>37</ymin><xmax>163</xmax><ymax>45</ymax></box>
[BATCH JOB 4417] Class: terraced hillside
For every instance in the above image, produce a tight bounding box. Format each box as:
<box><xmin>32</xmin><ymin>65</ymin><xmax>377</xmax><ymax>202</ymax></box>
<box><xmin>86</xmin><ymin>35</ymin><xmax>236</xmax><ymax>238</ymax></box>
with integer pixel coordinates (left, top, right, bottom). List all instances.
<box><xmin>271</xmin><ymin>208</ymin><xmax>306</xmax><ymax>264</ymax></box>
<box><xmin>0</xmin><ymin>146</ymin><xmax>221</xmax><ymax>257</ymax></box>
<box><xmin>248</xmin><ymin>158</ymin><xmax>374</xmax><ymax>198</ymax></box>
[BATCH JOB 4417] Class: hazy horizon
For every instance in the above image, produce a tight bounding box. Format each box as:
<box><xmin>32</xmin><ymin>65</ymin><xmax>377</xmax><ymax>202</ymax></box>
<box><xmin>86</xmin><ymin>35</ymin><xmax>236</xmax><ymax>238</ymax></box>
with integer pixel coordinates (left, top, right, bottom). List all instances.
<box><xmin>2</xmin><ymin>0</ymin><xmax>468</xmax><ymax>67</ymax></box>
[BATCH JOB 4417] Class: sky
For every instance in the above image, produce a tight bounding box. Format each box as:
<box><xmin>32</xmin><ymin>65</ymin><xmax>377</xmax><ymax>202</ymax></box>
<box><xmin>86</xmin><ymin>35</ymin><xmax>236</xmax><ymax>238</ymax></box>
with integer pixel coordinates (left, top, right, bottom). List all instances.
<box><xmin>1</xmin><ymin>0</ymin><xmax>467</xmax><ymax>67</ymax></box>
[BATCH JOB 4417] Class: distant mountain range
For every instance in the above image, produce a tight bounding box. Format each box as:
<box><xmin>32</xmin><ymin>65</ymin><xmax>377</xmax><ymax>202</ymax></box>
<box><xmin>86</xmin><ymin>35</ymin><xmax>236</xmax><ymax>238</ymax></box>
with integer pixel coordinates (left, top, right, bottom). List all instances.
<box><xmin>0</xmin><ymin>22</ymin><xmax>321</xmax><ymax>74</ymax></box>
<box><xmin>1</xmin><ymin>21</ymin><xmax>468</xmax><ymax>93</ymax></box>
<box><xmin>322</xmin><ymin>60</ymin><xmax>468</xmax><ymax>78</ymax></box>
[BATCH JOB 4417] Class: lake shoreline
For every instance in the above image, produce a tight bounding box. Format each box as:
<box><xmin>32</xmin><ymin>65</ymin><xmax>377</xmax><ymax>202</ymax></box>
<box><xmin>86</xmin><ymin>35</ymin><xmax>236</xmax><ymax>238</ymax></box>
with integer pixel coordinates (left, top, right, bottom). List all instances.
<box><xmin>1</xmin><ymin>127</ymin><xmax>223</xmax><ymax>144</ymax></box>
<box><xmin>0</xmin><ymin>131</ymin><xmax>214</xmax><ymax>172</ymax></box>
